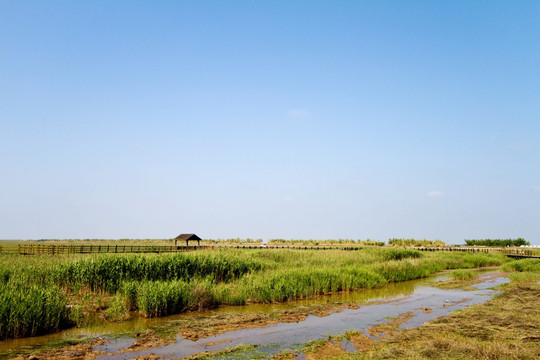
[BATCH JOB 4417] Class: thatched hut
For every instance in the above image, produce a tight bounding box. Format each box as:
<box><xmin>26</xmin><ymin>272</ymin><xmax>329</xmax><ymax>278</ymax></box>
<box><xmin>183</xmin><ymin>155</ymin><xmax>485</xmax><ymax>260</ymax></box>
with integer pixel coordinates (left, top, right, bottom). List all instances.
<box><xmin>174</xmin><ymin>234</ymin><xmax>201</xmax><ymax>246</ymax></box>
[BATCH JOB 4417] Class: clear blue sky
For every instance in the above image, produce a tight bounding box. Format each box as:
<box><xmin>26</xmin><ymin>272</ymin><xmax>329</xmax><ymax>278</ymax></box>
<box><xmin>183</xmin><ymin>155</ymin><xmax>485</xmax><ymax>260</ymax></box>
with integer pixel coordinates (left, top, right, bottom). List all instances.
<box><xmin>1</xmin><ymin>1</ymin><xmax>539</xmax><ymax>244</ymax></box>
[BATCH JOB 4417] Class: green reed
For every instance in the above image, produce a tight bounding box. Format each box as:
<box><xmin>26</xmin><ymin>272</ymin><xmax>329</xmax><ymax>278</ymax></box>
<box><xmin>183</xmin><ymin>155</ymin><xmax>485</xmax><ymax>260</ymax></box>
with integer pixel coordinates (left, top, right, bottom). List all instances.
<box><xmin>134</xmin><ymin>278</ymin><xmax>220</xmax><ymax>317</ymax></box>
<box><xmin>244</xmin><ymin>267</ymin><xmax>387</xmax><ymax>303</ymax></box>
<box><xmin>0</xmin><ymin>247</ymin><xmax>510</xmax><ymax>339</ymax></box>
<box><xmin>449</xmin><ymin>269</ymin><xmax>478</xmax><ymax>280</ymax></box>
<box><xmin>54</xmin><ymin>251</ymin><xmax>264</xmax><ymax>292</ymax></box>
<box><xmin>136</xmin><ymin>280</ymin><xmax>191</xmax><ymax>317</ymax></box>
<box><xmin>0</xmin><ymin>283</ymin><xmax>70</xmax><ymax>339</ymax></box>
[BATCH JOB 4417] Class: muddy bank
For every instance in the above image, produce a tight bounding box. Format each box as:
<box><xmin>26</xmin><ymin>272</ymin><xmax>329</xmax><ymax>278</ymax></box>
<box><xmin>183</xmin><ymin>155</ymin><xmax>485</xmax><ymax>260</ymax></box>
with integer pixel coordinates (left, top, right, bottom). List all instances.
<box><xmin>300</xmin><ymin>279</ymin><xmax>540</xmax><ymax>360</ymax></box>
<box><xmin>9</xmin><ymin>338</ymin><xmax>110</xmax><ymax>360</ymax></box>
<box><xmin>94</xmin><ymin>271</ymin><xmax>508</xmax><ymax>360</ymax></box>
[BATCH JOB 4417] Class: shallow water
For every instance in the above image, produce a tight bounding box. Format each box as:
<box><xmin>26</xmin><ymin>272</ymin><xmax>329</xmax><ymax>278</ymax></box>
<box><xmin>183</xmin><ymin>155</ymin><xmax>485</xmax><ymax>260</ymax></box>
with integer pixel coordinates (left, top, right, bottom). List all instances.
<box><xmin>0</xmin><ymin>270</ymin><xmax>508</xmax><ymax>359</ymax></box>
<box><xmin>99</xmin><ymin>271</ymin><xmax>507</xmax><ymax>359</ymax></box>
<box><xmin>0</xmin><ymin>276</ymin><xmax>420</xmax><ymax>356</ymax></box>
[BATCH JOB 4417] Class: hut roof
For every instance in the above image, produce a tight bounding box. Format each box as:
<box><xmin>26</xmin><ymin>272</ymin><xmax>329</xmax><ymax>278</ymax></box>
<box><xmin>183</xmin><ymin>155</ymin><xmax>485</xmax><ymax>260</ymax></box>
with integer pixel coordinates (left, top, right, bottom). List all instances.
<box><xmin>174</xmin><ymin>234</ymin><xmax>201</xmax><ymax>241</ymax></box>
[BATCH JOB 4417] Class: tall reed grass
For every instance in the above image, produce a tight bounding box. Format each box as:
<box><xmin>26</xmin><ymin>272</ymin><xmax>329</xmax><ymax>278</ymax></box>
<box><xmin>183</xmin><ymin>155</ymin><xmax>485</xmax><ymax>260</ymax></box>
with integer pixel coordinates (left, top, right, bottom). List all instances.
<box><xmin>121</xmin><ymin>278</ymin><xmax>220</xmax><ymax>317</ymax></box>
<box><xmin>244</xmin><ymin>267</ymin><xmax>387</xmax><ymax>303</ymax></box>
<box><xmin>55</xmin><ymin>252</ymin><xmax>264</xmax><ymax>292</ymax></box>
<box><xmin>0</xmin><ymin>283</ymin><xmax>70</xmax><ymax>339</ymax></box>
<box><xmin>136</xmin><ymin>280</ymin><xmax>191</xmax><ymax>317</ymax></box>
<box><xmin>0</xmin><ymin>247</ymin><xmax>509</xmax><ymax>339</ymax></box>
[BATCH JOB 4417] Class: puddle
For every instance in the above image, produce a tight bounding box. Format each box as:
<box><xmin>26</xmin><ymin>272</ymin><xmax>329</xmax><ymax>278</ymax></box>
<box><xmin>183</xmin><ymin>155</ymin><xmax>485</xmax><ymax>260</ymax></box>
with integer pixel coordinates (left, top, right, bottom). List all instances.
<box><xmin>340</xmin><ymin>339</ymin><xmax>357</xmax><ymax>353</ymax></box>
<box><xmin>0</xmin><ymin>271</ymin><xmax>508</xmax><ymax>359</ymax></box>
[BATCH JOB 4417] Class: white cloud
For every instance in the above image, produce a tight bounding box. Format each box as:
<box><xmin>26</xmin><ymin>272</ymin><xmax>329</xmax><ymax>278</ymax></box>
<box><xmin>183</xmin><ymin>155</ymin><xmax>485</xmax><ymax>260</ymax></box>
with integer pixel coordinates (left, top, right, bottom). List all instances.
<box><xmin>283</xmin><ymin>196</ymin><xmax>293</xmax><ymax>202</ymax></box>
<box><xmin>427</xmin><ymin>191</ymin><xmax>444</xmax><ymax>197</ymax></box>
<box><xmin>287</xmin><ymin>109</ymin><xmax>310</xmax><ymax>119</ymax></box>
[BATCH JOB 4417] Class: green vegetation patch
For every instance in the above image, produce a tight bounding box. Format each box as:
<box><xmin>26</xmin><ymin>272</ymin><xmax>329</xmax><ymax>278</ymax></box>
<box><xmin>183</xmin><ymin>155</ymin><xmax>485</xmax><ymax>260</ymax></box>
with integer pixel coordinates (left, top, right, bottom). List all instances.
<box><xmin>380</xmin><ymin>248</ymin><xmax>422</xmax><ymax>261</ymax></box>
<box><xmin>464</xmin><ymin>238</ymin><xmax>529</xmax><ymax>247</ymax></box>
<box><xmin>55</xmin><ymin>252</ymin><xmax>264</xmax><ymax>293</ymax></box>
<box><xmin>449</xmin><ymin>269</ymin><xmax>479</xmax><ymax>281</ymax></box>
<box><xmin>0</xmin><ymin>247</ymin><xmax>509</xmax><ymax>341</ymax></box>
<box><xmin>388</xmin><ymin>238</ymin><xmax>446</xmax><ymax>247</ymax></box>
<box><xmin>0</xmin><ymin>283</ymin><xmax>70</xmax><ymax>339</ymax></box>
<box><xmin>501</xmin><ymin>258</ymin><xmax>540</xmax><ymax>273</ymax></box>
<box><xmin>187</xmin><ymin>344</ymin><xmax>263</xmax><ymax>360</ymax></box>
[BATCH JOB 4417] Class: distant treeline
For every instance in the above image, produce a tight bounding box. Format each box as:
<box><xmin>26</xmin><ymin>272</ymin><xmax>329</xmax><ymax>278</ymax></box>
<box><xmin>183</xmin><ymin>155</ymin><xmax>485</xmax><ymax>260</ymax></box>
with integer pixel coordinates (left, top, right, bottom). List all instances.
<box><xmin>388</xmin><ymin>238</ymin><xmax>446</xmax><ymax>247</ymax></box>
<box><xmin>464</xmin><ymin>238</ymin><xmax>529</xmax><ymax>247</ymax></box>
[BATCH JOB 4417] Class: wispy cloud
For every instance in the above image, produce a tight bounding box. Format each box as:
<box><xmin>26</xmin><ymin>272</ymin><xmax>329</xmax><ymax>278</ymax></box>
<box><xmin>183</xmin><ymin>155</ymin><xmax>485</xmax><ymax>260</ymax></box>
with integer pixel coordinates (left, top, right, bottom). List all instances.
<box><xmin>427</xmin><ymin>191</ymin><xmax>444</xmax><ymax>197</ymax></box>
<box><xmin>283</xmin><ymin>196</ymin><xmax>293</xmax><ymax>203</ymax></box>
<box><xmin>511</xmin><ymin>142</ymin><xmax>531</xmax><ymax>152</ymax></box>
<box><xmin>287</xmin><ymin>109</ymin><xmax>310</xmax><ymax>119</ymax></box>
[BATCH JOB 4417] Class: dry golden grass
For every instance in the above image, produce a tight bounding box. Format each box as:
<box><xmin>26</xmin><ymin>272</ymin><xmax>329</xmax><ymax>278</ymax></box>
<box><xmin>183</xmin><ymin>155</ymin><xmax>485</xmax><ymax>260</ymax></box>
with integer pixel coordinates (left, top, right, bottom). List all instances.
<box><xmin>355</xmin><ymin>279</ymin><xmax>540</xmax><ymax>359</ymax></box>
<box><xmin>300</xmin><ymin>270</ymin><xmax>540</xmax><ymax>360</ymax></box>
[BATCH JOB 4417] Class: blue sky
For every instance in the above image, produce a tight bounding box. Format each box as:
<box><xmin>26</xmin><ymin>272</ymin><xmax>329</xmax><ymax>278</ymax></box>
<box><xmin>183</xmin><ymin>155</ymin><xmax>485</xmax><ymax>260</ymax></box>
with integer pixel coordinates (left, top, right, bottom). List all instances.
<box><xmin>1</xmin><ymin>1</ymin><xmax>539</xmax><ymax>244</ymax></box>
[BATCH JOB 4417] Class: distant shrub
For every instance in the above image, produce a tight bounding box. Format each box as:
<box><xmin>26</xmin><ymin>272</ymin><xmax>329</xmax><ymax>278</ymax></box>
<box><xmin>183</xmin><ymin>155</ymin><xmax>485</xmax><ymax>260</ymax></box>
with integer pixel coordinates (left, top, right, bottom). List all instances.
<box><xmin>362</xmin><ymin>240</ymin><xmax>385</xmax><ymax>246</ymax></box>
<box><xmin>464</xmin><ymin>238</ymin><xmax>529</xmax><ymax>247</ymax></box>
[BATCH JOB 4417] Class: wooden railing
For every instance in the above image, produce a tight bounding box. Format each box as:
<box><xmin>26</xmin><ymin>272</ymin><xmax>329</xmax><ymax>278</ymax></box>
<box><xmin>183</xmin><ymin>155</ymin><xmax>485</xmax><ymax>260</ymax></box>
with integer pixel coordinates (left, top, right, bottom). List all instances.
<box><xmin>0</xmin><ymin>244</ymin><xmax>209</xmax><ymax>255</ymax></box>
<box><xmin>0</xmin><ymin>243</ymin><xmax>538</xmax><ymax>257</ymax></box>
<box><xmin>498</xmin><ymin>248</ymin><xmax>540</xmax><ymax>258</ymax></box>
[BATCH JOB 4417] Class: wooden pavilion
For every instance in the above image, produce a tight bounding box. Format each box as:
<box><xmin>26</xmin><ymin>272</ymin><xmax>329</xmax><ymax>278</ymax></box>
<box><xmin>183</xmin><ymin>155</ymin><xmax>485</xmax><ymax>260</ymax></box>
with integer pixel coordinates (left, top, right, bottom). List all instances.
<box><xmin>174</xmin><ymin>234</ymin><xmax>202</xmax><ymax>246</ymax></box>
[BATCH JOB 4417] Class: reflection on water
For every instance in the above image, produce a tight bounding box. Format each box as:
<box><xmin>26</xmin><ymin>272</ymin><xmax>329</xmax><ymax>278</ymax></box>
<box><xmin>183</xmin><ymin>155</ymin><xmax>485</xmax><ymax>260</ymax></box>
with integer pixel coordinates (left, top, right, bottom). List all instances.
<box><xmin>214</xmin><ymin>277</ymin><xmax>419</xmax><ymax>315</ymax></box>
<box><xmin>0</xmin><ymin>277</ymin><xmax>419</xmax><ymax>356</ymax></box>
<box><xmin>0</xmin><ymin>271</ymin><xmax>508</xmax><ymax>359</ymax></box>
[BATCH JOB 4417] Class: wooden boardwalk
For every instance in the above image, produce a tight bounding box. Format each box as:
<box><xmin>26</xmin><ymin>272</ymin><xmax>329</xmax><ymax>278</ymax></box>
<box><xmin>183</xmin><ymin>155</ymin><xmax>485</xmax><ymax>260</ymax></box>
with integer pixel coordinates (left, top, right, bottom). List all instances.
<box><xmin>0</xmin><ymin>244</ymin><xmax>209</xmax><ymax>255</ymax></box>
<box><xmin>498</xmin><ymin>248</ymin><xmax>540</xmax><ymax>259</ymax></box>
<box><xmin>503</xmin><ymin>254</ymin><xmax>540</xmax><ymax>260</ymax></box>
<box><xmin>0</xmin><ymin>243</ymin><xmax>539</xmax><ymax>258</ymax></box>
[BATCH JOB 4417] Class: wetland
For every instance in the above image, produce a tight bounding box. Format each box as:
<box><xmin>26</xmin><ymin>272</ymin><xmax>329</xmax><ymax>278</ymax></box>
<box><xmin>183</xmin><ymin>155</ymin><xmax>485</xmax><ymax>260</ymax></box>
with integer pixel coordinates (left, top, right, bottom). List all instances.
<box><xmin>1</xmin><ymin>246</ymin><xmax>539</xmax><ymax>359</ymax></box>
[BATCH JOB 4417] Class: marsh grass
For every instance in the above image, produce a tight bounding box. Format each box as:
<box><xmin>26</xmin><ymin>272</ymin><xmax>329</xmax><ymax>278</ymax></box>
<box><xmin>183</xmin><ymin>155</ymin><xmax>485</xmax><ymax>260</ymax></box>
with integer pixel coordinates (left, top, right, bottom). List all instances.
<box><xmin>502</xmin><ymin>259</ymin><xmax>540</xmax><ymax>285</ymax></box>
<box><xmin>0</xmin><ymin>248</ymin><xmax>509</xmax><ymax>339</ymax></box>
<box><xmin>186</xmin><ymin>344</ymin><xmax>262</xmax><ymax>360</ymax></box>
<box><xmin>508</xmin><ymin>271</ymin><xmax>540</xmax><ymax>283</ymax></box>
<box><xmin>0</xmin><ymin>283</ymin><xmax>70</xmax><ymax>339</ymax></box>
<box><xmin>501</xmin><ymin>258</ymin><xmax>540</xmax><ymax>273</ymax></box>
<box><xmin>339</xmin><ymin>258</ymin><xmax>540</xmax><ymax>360</ymax></box>
<box><xmin>353</xmin><ymin>285</ymin><xmax>540</xmax><ymax>360</ymax></box>
<box><xmin>244</xmin><ymin>267</ymin><xmax>387</xmax><ymax>303</ymax></box>
<box><xmin>105</xmin><ymin>294</ymin><xmax>129</xmax><ymax>321</ymax></box>
<box><xmin>449</xmin><ymin>269</ymin><xmax>478</xmax><ymax>280</ymax></box>
<box><xmin>380</xmin><ymin>249</ymin><xmax>422</xmax><ymax>261</ymax></box>
<box><xmin>136</xmin><ymin>280</ymin><xmax>191</xmax><ymax>318</ymax></box>
<box><xmin>55</xmin><ymin>252</ymin><xmax>264</xmax><ymax>293</ymax></box>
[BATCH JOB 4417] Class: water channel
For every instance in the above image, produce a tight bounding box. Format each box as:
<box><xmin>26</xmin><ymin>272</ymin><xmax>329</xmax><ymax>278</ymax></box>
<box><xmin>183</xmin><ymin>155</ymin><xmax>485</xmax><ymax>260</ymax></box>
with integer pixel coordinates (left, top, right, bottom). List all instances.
<box><xmin>0</xmin><ymin>270</ymin><xmax>508</xmax><ymax>359</ymax></box>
